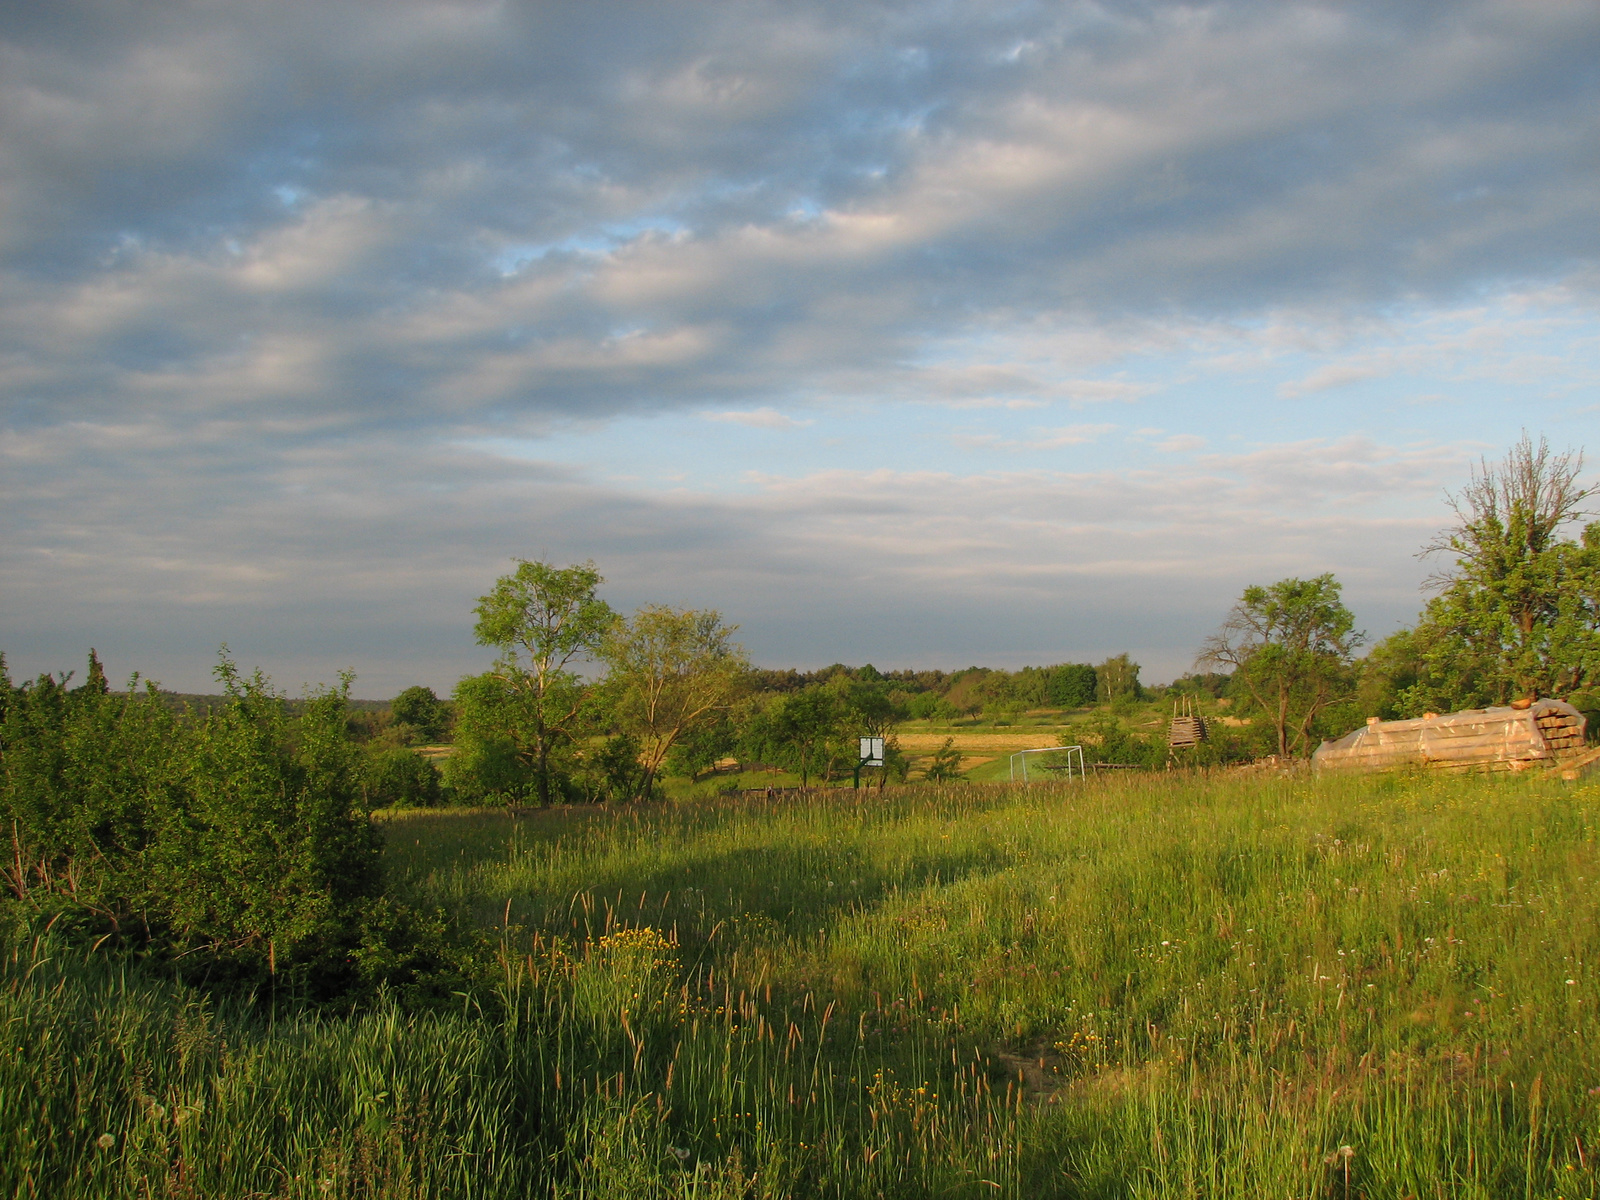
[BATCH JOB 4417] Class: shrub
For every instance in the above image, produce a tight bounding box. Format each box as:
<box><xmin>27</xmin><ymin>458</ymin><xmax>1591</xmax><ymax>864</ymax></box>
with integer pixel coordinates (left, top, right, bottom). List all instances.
<box><xmin>440</xmin><ymin>732</ymin><xmax>530</xmax><ymax>805</ymax></box>
<box><xmin>390</xmin><ymin>685</ymin><xmax>448</xmax><ymax>742</ymax></box>
<box><xmin>0</xmin><ymin>651</ymin><xmax>445</xmax><ymax>1001</ymax></box>
<box><xmin>923</xmin><ymin>737</ymin><xmax>964</xmax><ymax>781</ymax></box>
<box><xmin>364</xmin><ymin>746</ymin><xmax>443</xmax><ymax>808</ymax></box>
<box><xmin>577</xmin><ymin>733</ymin><xmax>646</xmax><ymax>804</ymax></box>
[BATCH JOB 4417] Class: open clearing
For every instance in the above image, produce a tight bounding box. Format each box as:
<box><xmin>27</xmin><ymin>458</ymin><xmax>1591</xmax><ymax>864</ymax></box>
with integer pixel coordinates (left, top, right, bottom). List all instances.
<box><xmin>10</xmin><ymin>770</ymin><xmax>1600</xmax><ymax>1197</ymax></box>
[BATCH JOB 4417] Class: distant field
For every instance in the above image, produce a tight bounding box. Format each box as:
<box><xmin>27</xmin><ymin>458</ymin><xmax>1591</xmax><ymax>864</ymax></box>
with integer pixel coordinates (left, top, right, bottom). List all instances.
<box><xmin>895</xmin><ymin>728</ymin><xmax>1068</xmax><ymax>774</ymax></box>
<box><xmin>11</xmin><ymin>770</ymin><xmax>1600</xmax><ymax>1197</ymax></box>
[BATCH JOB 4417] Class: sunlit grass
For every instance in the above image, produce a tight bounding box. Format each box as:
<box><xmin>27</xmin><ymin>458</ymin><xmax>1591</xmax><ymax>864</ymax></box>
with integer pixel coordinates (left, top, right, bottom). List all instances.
<box><xmin>9</xmin><ymin>769</ymin><xmax>1600</xmax><ymax>1197</ymax></box>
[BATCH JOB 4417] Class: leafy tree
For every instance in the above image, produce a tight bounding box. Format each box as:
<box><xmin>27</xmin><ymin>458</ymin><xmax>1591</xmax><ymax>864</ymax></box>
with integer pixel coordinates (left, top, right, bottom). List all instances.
<box><xmin>1199</xmin><ymin>575</ymin><xmax>1363</xmax><ymax>758</ymax></box>
<box><xmin>905</xmin><ymin>691</ymin><xmax>958</xmax><ymax>721</ymax></box>
<box><xmin>443</xmin><ymin>672</ymin><xmax>533</xmax><ymax>804</ymax></box>
<box><xmin>1353</xmin><ymin>628</ymin><xmax>1425</xmax><ymax>721</ymax></box>
<box><xmin>472</xmin><ymin>560</ymin><xmax>617</xmax><ymax>806</ymax></box>
<box><xmin>839</xmin><ymin>681</ymin><xmax>911</xmax><ymax>788</ymax></box>
<box><xmin>390</xmin><ymin>685</ymin><xmax>447</xmax><ymax>743</ymax></box>
<box><xmin>835</xmin><ymin>675</ymin><xmax>904</xmax><ymax>736</ymax></box>
<box><xmin>1165</xmin><ymin>671</ymin><xmax>1230</xmax><ymax>700</ymax></box>
<box><xmin>663</xmin><ymin>710</ymin><xmax>736</xmax><ymax>782</ymax></box>
<box><xmin>170</xmin><ymin>660</ymin><xmax>382</xmax><ymax>991</ymax></box>
<box><xmin>1094</xmin><ymin>654</ymin><xmax>1142</xmax><ymax>705</ymax></box>
<box><xmin>578</xmin><ymin>733</ymin><xmax>645</xmax><ymax>804</ymax></box>
<box><xmin>875</xmin><ymin>736</ymin><xmax>911</xmax><ymax>788</ymax></box>
<box><xmin>1405</xmin><ymin>435</ymin><xmax>1599</xmax><ymax>708</ymax></box>
<box><xmin>1</xmin><ymin>652</ymin><xmax>178</xmax><ymax>941</ymax></box>
<box><xmin>600</xmin><ymin>606</ymin><xmax>749</xmax><ymax>801</ymax></box>
<box><xmin>749</xmin><ymin>686</ymin><xmax>844</xmax><ymax>786</ymax></box>
<box><xmin>1047</xmin><ymin>664</ymin><xmax>1097</xmax><ymax>708</ymax></box>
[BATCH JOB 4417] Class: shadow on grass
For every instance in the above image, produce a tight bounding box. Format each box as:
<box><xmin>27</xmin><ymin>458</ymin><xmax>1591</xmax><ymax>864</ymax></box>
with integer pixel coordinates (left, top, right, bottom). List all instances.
<box><xmin>382</xmin><ymin>791</ymin><xmax>1037</xmax><ymax>956</ymax></box>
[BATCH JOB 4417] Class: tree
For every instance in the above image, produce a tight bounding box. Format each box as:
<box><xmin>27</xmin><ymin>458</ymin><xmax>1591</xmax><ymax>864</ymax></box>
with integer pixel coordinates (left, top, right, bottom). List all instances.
<box><xmin>600</xmin><ymin>606</ymin><xmax>749</xmax><ymax>801</ymax></box>
<box><xmin>663</xmin><ymin>709</ymin><xmax>737</xmax><ymax>782</ymax></box>
<box><xmin>1353</xmin><ymin>628</ymin><xmax>1424</xmax><ymax>721</ymax></box>
<box><xmin>1407</xmin><ymin>434</ymin><xmax>1599</xmax><ymax>707</ymax></box>
<box><xmin>1094</xmin><ymin>654</ymin><xmax>1142</xmax><ymax>705</ymax></box>
<box><xmin>1047</xmin><ymin>663</ymin><xmax>1097</xmax><ymax>708</ymax></box>
<box><xmin>364</xmin><ymin>745</ymin><xmax>443</xmax><ymax>808</ymax></box>
<box><xmin>472</xmin><ymin>560</ymin><xmax>617</xmax><ymax>807</ymax></box>
<box><xmin>1198</xmin><ymin>575</ymin><xmax>1363</xmax><ymax>758</ymax></box>
<box><xmin>444</xmin><ymin>671</ymin><xmax>534</xmax><ymax>804</ymax></box>
<box><xmin>390</xmin><ymin>685</ymin><xmax>447</xmax><ymax>743</ymax></box>
<box><xmin>751</xmin><ymin>686</ymin><xmax>844</xmax><ymax>786</ymax></box>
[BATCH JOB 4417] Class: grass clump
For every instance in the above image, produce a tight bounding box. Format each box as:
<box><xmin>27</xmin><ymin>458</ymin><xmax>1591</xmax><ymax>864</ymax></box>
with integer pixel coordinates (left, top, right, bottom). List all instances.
<box><xmin>10</xmin><ymin>770</ymin><xmax>1600</xmax><ymax>1197</ymax></box>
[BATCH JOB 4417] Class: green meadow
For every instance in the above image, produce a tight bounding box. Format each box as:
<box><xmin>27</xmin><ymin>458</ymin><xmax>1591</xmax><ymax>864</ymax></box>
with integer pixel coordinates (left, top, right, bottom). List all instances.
<box><xmin>9</xmin><ymin>769</ymin><xmax>1600</xmax><ymax>1198</ymax></box>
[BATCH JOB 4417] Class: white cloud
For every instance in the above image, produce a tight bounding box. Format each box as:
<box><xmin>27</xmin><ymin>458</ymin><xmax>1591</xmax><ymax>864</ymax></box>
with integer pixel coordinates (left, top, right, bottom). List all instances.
<box><xmin>700</xmin><ymin>407</ymin><xmax>813</xmax><ymax>429</ymax></box>
<box><xmin>951</xmin><ymin>422</ymin><xmax>1117</xmax><ymax>452</ymax></box>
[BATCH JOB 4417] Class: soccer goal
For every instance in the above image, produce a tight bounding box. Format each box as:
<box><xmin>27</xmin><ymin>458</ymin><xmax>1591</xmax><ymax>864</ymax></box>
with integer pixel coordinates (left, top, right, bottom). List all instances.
<box><xmin>1008</xmin><ymin>745</ymin><xmax>1085</xmax><ymax>782</ymax></box>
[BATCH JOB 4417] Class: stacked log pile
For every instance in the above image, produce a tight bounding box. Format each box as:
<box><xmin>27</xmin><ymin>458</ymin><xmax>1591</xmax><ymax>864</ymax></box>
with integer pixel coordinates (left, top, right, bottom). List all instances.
<box><xmin>1313</xmin><ymin>699</ymin><xmax>1588</xmax><ymax>774</ymax></box>
<box><xmin>1536</xmin><ymin>707</ymin><xmax>1587</xmax><ymax>752</ymax></box>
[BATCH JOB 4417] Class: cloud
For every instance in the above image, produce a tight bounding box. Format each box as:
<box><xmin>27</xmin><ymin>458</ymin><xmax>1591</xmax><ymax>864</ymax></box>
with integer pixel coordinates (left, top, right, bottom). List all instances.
<box><xmin>952</xmin><ymin>422</ymin><xmax>1118</xmax><ymax>452</ymax></box>
<box><xmin>1</xmin><ymin>0</ymin><xmax>1596</xmax><ymax>431</ymax></box>
<box><xmin>1279</xmin><ymin>362</ymin><xmax>1392</xmax><ymax>398</ymax></box>
<box><xmin>700</xmin><ymin>407</ymin><xmax>813</xmax><ymax>430</ymax></box>
<box><xmin>2</xmin><ymin>0</ymin><xmax>1597</xmax><ymax>690</ymax></box>
<box><xmin>2</xmin><ymin>419</ymin><xmax>1466</xmax><ymax>692</ymax></box>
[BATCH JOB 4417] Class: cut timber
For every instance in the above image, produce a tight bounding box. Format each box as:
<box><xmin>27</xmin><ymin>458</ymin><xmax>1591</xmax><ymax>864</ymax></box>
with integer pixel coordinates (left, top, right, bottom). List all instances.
<box><xmin>1561</xmin><ymin>746</ymin><xmax>1600</xmax><ymax>781</ymax></box>
<box><xmin>1313</xmin><ymin>699</ymin><xmax>1588</xmax><ymax>775</ymax></box>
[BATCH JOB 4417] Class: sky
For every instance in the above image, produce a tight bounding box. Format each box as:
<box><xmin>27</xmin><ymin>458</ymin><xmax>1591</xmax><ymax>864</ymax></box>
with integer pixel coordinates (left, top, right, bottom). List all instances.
<box><xmin>3</xmin><ymin>0</ymin><xmax>1599</xmax><ymax>697</ymax></box>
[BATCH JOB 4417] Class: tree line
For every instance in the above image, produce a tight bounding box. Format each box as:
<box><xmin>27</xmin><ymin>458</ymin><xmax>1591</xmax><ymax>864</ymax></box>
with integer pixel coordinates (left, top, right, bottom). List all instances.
<box><xmin>436</xmin><ymin>563</ymin><xmax>1149</xmax><ymax>803</ymax></box>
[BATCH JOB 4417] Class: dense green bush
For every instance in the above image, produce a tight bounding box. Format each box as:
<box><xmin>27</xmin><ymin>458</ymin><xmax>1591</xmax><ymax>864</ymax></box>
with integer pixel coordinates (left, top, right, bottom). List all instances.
<box><xmin>577</xmin><ymin>732</ymin><xmax>646</xmax><ymax>803</ymax></box>
<box><xmin>1044</xmin><ymin>662</ymin><xmax>1097</xmax><ymax>707</ymax></box>
<box><xmin>0</xmin><ymin>652</ymin><xmax>455</xmax><ymax>1001</ymax></box>
<box><xmin>389</xmin><ymin>684</ymin><xmax>449</xmax><ymax>742</ymax></box>
<box><xmin>440</xmin><ymin>730</ymin><xmax>531</xmax><ymax>804</ymax></box>
<box><xmin>363</xmin><ymin>745</ymin><xmax>443</xmax><ymax>808</ymax></box>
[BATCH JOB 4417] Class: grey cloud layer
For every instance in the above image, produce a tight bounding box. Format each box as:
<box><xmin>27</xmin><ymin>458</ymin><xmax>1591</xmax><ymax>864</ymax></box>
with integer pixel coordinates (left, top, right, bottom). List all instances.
<box><xmin>4</xmin><ymin>0</ymin><xmax>1598</xmax><ymax>429</ymax></box>
<box><xmin>4</xmin><ymin>0</ymin><xmax>1596</xmax><ymax>689</ymax></box>
<box><xmin>3</xmin><ymin>424</ymin><xmax>1455</xmax><ymax>691</ymax></box>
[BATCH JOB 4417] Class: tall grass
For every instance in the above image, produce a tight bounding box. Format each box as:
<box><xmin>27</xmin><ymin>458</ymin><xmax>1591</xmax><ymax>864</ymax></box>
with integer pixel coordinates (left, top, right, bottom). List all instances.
<box><xmin>10</xmin><ymin>771</ymin><xmax>1600</xmax><ymax>1197</ymax></box>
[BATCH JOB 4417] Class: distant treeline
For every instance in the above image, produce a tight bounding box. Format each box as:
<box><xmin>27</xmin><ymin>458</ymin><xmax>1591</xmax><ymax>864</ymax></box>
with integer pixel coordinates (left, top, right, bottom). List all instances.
<box><xmin>747</xmin><ymin>654</ymin><xmax>1137</xmax><ymax>717</ymax></box>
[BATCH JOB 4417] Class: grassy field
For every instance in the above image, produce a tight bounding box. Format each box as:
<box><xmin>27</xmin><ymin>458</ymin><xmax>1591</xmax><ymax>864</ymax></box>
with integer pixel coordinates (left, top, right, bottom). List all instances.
<box><xmin>8</xmin><ymin>769</ymin><xmax>1600</xmax><ymax>1197</ymax></box>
